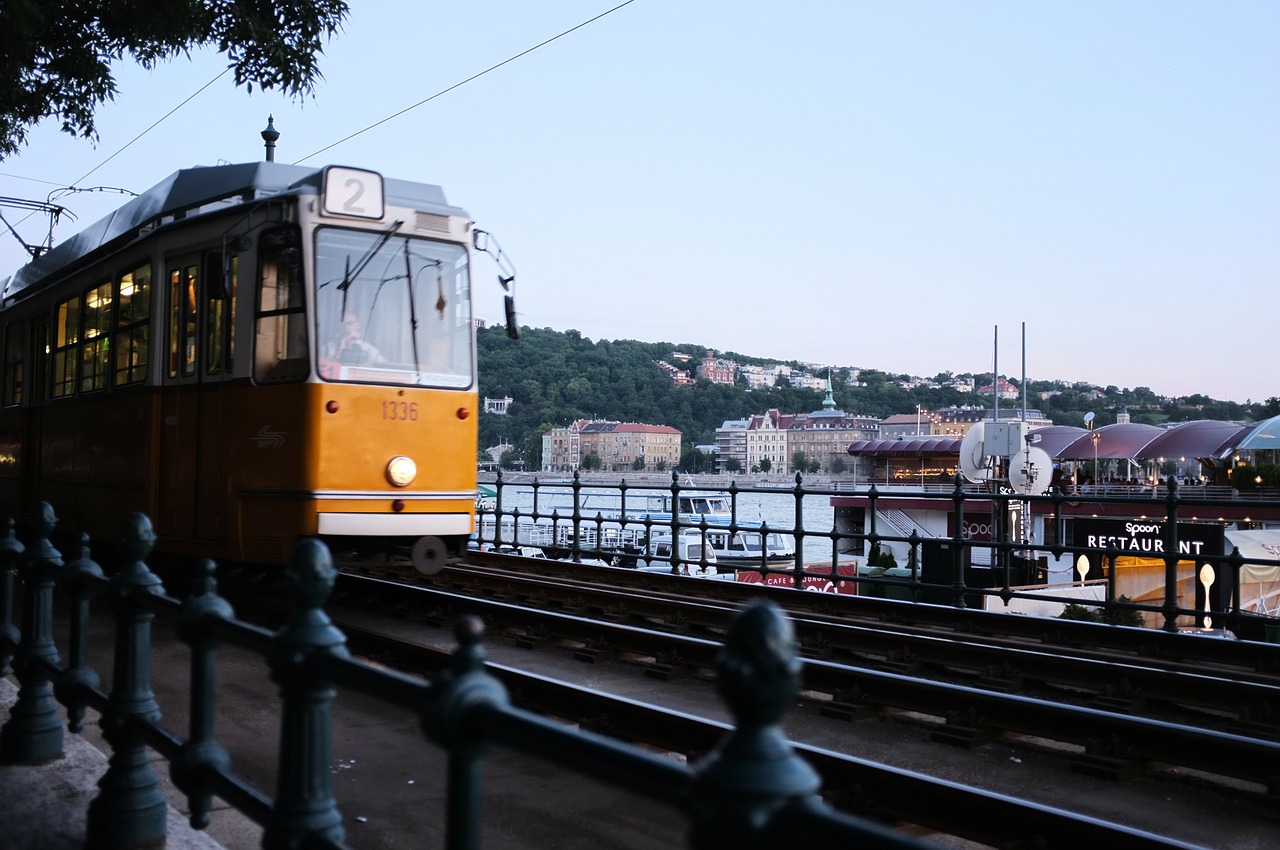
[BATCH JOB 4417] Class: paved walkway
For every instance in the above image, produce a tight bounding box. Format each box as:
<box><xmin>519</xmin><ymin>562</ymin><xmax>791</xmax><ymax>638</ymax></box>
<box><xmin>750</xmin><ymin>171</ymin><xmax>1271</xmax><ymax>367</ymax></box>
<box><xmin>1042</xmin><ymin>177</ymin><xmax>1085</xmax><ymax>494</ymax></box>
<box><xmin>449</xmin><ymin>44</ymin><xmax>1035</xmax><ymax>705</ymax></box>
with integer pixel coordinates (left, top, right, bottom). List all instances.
<box><xmin>0</xmin><ymin>677</ymin><xmax>232</xmax><ymax>850</ymax></box>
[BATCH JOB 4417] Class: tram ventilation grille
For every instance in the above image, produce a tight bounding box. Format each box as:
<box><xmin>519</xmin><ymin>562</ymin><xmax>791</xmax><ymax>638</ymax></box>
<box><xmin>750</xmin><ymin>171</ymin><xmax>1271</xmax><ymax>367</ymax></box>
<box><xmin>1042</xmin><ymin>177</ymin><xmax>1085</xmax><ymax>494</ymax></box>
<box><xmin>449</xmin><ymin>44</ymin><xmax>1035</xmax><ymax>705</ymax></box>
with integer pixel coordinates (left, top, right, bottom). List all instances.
<box><xmin>414</xmin><ymin>212</ymin><xmax>450</xmax><ymax>234</ymax></box>
<box><xmin>252</xmin><ymin>534</ymin><xmax>289</xmax><ymax>565</ymax></box>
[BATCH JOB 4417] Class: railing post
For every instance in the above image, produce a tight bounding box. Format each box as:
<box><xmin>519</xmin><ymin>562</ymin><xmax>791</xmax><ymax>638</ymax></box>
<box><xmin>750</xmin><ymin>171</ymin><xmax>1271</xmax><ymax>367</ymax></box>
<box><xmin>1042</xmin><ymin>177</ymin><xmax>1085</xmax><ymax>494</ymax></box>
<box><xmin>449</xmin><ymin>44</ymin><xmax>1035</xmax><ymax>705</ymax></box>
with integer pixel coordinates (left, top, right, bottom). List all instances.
<box><xmin>494</xmin><ymin>469</ymin><xmax>507</xmax><ymax>548</ymax></box>
<box><xmin>1225</xmin><ymin>546</ymin><xmax>1245</xmax><ymax>637</ymax></box>
<box><xmin>173</xmin><ymin>559</ymin><xmax>234</xmax><ymax>830</ymax></box>
<box><xmin>951</xmin><ymin>474</ymin><xmax>968</xmax><ymax>608</ymax></box>
<box><xmin>689</xmin><ymin>600</ymin><xmax>820</xmax><ymax>848</ymax></box>
<box><xmin>0</xmin><ymin>502</ymin><xmax>63</xmax><ymax>764</ymax></box>
<box><xmin>0</xmin><ymin>517</ymin><xmax>25</xmax><ymax>679</ymax></box>
<box><xmin>263</xmin><ymin>538</ymin><xmax>349</xmax><ymax>850</ymax></box>
<box><xmin>56</xmin><ymin>534</ymin><xmax>104</xmax><ymax>734</ymax></box>
<box><xmin>1160</xmin><ymin>477</ymin><xmax>1182</xmax><ymax>633</ymax></box>
<box><xmin>424</xmin><ymin>615</ymin><xmax>511</xmax><ymax>850</ymax></box>
<box><xmin>86</xmin><ymin>513</ymin><xmax>168</xmax><ymax>848</ymax></box>
<box><xmin>787</xmin><ymin>473</ymin><xmax>805</xmax><ymax>589</ymax></box>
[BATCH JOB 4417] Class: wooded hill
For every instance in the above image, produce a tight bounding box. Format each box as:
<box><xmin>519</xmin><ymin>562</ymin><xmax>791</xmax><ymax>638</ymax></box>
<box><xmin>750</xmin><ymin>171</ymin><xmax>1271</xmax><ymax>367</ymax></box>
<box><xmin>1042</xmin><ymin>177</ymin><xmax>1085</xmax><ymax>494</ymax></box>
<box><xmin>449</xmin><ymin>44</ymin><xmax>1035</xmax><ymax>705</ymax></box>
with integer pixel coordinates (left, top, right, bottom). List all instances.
<box><xmin>476</xmin><ymin>325</ymin><xmax>1276</xmax><ymax>466</ymax></box>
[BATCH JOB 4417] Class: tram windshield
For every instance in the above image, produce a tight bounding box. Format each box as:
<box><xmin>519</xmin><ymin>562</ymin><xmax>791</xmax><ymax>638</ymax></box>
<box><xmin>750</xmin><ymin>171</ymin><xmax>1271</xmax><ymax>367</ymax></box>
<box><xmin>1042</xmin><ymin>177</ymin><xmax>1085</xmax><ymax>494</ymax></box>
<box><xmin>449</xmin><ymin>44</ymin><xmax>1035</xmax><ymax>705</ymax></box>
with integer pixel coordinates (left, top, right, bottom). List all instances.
<box><xmin>314</xmin><ymin>227</ymin><xmax>472</xmax><ymax>387</ymax></box>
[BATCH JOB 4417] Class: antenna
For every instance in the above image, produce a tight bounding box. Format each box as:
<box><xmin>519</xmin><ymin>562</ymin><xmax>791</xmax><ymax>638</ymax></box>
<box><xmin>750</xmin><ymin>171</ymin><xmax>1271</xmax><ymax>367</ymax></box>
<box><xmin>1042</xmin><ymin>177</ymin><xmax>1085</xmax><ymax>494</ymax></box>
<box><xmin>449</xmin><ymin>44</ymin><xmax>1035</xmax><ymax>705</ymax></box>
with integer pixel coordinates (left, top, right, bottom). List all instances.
<box><xmin>1009</xmin><ymin>446</ymin><xmax>1053</xmax><ymax>495</ymax></box>
<box><xmin>959</xmin><ymin>422</ymin><xmax>996</xmax><ymax>483</ymax></box>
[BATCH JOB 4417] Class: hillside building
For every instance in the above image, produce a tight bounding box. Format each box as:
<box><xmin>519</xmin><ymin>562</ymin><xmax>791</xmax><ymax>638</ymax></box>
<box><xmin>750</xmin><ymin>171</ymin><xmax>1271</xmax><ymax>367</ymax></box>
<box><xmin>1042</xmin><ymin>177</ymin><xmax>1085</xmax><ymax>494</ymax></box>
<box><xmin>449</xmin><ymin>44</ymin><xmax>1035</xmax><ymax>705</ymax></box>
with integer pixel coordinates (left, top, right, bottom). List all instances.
<box><xmin>695</xmin><ymin>350</ymin><xmax>737</xmax><ymax>385</ymax></box>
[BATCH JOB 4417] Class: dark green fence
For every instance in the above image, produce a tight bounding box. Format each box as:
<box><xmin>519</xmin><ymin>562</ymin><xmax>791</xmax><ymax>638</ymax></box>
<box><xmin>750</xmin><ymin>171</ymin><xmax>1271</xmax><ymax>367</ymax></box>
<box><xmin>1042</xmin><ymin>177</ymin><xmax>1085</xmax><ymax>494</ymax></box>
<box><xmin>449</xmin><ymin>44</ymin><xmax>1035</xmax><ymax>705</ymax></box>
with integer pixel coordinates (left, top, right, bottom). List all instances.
<box><xmin>477</xmin><ymin>471</ymin><xmax>1280</xmax><ymax>638</ymax></box>
<box><xmin>0</xmin><ymin>499</ymin><xmax>1241</xmax><ymax>849</ymax></box>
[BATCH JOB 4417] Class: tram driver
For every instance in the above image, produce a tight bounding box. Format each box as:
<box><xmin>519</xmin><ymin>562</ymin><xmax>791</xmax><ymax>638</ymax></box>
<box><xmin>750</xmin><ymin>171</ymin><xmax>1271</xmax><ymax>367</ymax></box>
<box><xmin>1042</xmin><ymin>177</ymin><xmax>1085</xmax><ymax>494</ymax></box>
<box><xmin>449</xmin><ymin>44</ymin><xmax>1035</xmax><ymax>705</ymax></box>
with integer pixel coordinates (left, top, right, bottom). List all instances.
<box><xmin>330</xmin><ymin>311</ymin><xmax>387</xmax><ymax>365</ymax></box>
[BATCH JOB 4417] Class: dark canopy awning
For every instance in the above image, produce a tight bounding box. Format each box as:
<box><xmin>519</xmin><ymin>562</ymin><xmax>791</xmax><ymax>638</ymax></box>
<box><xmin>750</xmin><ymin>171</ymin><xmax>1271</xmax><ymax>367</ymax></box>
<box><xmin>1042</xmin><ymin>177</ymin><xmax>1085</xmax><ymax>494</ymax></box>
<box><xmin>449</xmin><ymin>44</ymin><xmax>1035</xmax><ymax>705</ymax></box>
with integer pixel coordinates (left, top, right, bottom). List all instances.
<box><xmin>1140</xmin><ymin>420</ymin><xmax>1254</xmax><ymax>461</ymax></box>
<box><xmin>849</xmin><ymin>419</ymin><xmax>1265</xmax><ymax>463</ymax></box>
<box><xmin>1054</xmin><ymin>423</ymin><xmax>1164</xmax><ymax>460</ymax></box>
<box><xmin>846</xmin><ymin>436</ymin><xmax>963</xmax><ymax>457</ymax></box>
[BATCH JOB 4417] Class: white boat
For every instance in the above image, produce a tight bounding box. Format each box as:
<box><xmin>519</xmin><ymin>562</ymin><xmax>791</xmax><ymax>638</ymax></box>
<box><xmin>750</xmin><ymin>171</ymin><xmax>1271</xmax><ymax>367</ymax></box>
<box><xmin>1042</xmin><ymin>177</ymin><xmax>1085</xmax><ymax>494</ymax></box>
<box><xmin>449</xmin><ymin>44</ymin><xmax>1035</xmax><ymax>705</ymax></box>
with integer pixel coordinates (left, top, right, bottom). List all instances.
<box><xmin>475</xmin><ymin>488</ymin><xmax>794</xmax><ymax>564</ymax></box>
<box><xmin>636</xmin><ymin>529</ymin><xmax>723</xmax><ymax>577</ymax></box>
<box><xmin>698</xmin><ymin>526</ymin><xmax>796</xmax><ymax>565</ymax></box>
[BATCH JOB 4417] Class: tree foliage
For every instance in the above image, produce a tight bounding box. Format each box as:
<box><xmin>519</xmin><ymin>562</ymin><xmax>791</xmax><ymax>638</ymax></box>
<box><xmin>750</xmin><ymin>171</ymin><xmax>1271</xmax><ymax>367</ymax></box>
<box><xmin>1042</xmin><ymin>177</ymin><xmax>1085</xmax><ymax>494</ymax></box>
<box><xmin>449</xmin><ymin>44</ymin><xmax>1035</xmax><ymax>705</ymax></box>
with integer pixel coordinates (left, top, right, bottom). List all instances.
<box><xmin>476</xmin><ymin>325</ymin><xmax>1276</xmax><ymax>456</ymax></box>
<box><xmin>0</xmin><ymin>0</ymin><xmax>349</xmax><ymax>160</ymax></box>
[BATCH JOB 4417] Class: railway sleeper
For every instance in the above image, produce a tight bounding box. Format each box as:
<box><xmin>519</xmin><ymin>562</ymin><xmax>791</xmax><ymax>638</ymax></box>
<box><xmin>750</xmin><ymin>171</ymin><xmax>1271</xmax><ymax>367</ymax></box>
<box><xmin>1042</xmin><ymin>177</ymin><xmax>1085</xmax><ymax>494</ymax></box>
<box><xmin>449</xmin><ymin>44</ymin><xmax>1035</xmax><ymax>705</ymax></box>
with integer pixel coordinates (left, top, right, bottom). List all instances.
<box><xmin>1070</xmin><ymin>752</ymin><xmax>1149</xmax><ymax>781</ymax></box>
<box><xmin>929</xmin><ymin>723</ymin><xmax>993</xmax><ymax>748</ymax></box>
<box><xmin>513</xmin><ymin>626</ymin><xmax>553</xmax><ymax>649</ymax></box>
<box><xmin>819</xmin><ymin>687</ymin><xmax>878</xmax><ymax>722</ymax></box>
<box><xmin>643</xmin><ymin>652</ymin><xmax>695</xmax><ymax>680</ymax></box>
<box><xmin>879</xmin><ymin>648</ymin><xmax>922</xmax><ymax>675</ymax></box>
<box><xmin>573</xmin><ymin>638</ymin><xmax>616</xmax><ymax>664</ymax></box>
<box><xmin>977</xmin><ymin>661</ymin><xmax>1023</xmax><ymax>692</ymax></box>
<box><xmin>1073</xmin><ymin>735</ymin><xmax>1148</xmax><ymax>781</ymax></box>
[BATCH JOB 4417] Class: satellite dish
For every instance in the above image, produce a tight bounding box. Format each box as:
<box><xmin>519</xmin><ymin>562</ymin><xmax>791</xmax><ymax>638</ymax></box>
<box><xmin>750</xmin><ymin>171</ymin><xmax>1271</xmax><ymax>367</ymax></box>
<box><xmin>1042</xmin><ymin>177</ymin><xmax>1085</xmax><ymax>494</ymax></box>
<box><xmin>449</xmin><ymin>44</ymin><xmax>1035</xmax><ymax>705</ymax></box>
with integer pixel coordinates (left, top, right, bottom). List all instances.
<box><xmin>1009</xmin><ymin>446</ymin><xmax>1053</xmax><ymax>495</ymax></box>
<box><xmin>959</xmin><ymin>423</ymin><xmax>995</xmax><ymax>483</ymax></box>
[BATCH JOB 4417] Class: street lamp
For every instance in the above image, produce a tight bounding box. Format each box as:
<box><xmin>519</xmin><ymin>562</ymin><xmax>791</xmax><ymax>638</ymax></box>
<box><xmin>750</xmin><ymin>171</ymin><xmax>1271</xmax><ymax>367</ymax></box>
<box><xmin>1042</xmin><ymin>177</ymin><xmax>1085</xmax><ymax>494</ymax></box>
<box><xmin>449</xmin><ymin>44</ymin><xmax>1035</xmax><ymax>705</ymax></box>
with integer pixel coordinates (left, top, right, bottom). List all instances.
<box><xmin>1084</xmin><ymin>412</ymin><xmax>1097</xmax><ymax>492</ymax></box>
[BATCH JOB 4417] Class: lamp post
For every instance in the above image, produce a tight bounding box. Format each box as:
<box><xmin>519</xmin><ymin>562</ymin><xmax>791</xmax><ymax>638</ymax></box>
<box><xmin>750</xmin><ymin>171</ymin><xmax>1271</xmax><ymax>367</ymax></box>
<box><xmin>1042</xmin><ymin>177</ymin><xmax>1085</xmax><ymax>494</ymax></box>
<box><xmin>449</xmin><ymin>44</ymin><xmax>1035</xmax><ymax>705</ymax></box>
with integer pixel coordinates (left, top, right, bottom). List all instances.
<box><xmin>1084</xmin><ymin>412</ymin><xmax>1097</xmax><ymax>492</ymax></box>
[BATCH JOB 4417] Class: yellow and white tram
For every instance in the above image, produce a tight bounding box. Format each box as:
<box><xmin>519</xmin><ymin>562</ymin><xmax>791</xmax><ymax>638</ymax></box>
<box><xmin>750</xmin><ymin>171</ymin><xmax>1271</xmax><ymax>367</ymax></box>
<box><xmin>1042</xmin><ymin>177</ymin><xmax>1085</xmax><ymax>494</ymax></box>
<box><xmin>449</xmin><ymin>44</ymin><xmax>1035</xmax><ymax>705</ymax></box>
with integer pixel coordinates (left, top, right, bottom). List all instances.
<box><xmin>0</xmin><ymin>161</ymin><xmax>503</xmax><ymax>570</ymax></box>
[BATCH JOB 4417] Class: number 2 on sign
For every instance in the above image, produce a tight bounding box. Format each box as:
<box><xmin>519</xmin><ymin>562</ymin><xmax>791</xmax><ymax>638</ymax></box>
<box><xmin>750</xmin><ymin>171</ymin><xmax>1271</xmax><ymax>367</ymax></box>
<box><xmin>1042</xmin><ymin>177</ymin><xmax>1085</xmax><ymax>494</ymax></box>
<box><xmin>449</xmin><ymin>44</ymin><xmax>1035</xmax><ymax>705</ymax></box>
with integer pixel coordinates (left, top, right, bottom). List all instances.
<box><xmin>383</xmin><ymin>401</ymin><xmax>419</xmax><ymax>421</ymax></box>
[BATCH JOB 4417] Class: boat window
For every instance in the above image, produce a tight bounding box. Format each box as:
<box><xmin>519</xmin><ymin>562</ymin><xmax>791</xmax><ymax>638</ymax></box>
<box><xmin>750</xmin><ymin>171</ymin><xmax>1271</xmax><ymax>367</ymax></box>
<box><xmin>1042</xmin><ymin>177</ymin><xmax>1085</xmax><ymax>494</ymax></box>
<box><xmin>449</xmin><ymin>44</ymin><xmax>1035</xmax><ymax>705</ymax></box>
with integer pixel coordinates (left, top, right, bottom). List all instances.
<box><xmin>254</xmin><ymin>227</ymin><xmax>308</xmax><ymax>383</ymax></box>
<box><xmin>114</xmin><ymin>264</ymin><xmax>151</xmax><ymax>386</ymax></box>
<box><xmin>314</xmin><ymin>227</ymin><xmax>472</xmax><ymax>388</ymax></box>
<box><xmin>728</xmin><ymin>535</ymin><xmax>748</xmax><ymax>552</ymax></box>
<box><xmin>3</xmin><ymin>323</ymin><xmax>23</xmax><ymax>406</ymax></box>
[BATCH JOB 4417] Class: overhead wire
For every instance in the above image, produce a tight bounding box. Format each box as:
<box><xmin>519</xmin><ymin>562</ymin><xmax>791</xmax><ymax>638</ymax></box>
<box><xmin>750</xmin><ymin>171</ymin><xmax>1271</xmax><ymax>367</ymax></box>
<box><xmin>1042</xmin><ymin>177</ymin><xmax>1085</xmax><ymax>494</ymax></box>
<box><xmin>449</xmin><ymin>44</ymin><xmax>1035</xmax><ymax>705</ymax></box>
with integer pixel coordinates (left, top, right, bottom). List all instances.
<box><xmin>2</xmin><ymin>1</ymin><xmax>637</xmax><ymax>248</ymax></box>
<box><xmin>68</xmin><ymin>67</ymin><xmax>232</xmax><ymax>187</ymax></box>
<box><xmin>292</xmin><ymin>0</ymin><xmax>639</xmax><ymax>164</ymax></box>
<box><xmin>0</xmin><ymin>67</ymin><xmax>230</xmax><ymax>237</ymax></box>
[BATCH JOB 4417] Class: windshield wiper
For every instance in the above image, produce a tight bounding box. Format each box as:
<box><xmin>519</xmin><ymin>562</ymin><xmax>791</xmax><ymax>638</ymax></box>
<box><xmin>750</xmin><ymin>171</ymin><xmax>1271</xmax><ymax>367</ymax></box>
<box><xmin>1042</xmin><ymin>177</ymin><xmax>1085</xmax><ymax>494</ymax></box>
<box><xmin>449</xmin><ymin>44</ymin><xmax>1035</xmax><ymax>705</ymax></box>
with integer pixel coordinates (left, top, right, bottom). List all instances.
<box><xmin>337</xmin><ymin>219</ymin><xmax>404</xmax><ymax>292</ymax></box>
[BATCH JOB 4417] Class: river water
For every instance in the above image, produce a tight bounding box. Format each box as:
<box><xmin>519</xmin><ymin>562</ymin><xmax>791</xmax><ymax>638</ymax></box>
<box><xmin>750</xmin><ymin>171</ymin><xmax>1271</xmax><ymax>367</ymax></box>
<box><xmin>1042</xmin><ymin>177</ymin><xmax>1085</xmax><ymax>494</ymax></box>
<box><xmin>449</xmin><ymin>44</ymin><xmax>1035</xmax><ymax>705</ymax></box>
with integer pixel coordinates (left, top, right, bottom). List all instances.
<box><xmin>481</xmin><ymin>480</ymin><xmax>851</xmax><ymax>564</ymax></box>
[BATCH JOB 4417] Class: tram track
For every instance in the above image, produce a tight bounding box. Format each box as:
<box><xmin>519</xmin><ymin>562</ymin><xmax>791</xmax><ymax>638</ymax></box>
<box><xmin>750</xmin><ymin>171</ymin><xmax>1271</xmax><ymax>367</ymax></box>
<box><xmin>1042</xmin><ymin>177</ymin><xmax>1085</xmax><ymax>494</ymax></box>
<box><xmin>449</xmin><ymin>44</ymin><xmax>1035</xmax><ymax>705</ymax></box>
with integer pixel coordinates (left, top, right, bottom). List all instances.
<box><xmin>224</xmin><ymin>558</ymin><xmax>1280</xmax><ymax>785</ymax></box>
<box><xmin>345</xmin><ymin>555</ymin><xmax>1280</xmax><ymax>735</ymax></box>
<box><xmin>212</xmin><ymin>560</ymin><xmax>1280</xmax><ymax>849</ymax></box>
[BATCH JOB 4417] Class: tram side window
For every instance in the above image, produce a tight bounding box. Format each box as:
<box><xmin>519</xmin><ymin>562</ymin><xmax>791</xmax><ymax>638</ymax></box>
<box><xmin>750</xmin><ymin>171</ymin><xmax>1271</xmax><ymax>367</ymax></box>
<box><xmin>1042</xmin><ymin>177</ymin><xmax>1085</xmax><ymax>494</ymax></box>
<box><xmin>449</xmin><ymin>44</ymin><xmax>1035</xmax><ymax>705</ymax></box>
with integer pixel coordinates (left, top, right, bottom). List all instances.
<box><xmin>52</xmin><ymin>297</ymin><xmax>79</xmax><ymax>398</ymax></box>
<box><xmin>3</xmin><ymin>323</ymin><xmax>23</xmax><ymax>406</ymax></box>
<box><xmin>114</xmin><ymin>264</ymin><xmax>151</xmax><ymax>386</ymax></box>
<box><xmin>80</xmin><ymin>281</ymin><xmax>112</xmax><ymax>392</ymax></box>
<box><xmin>205</xmin><ymin>253</ymin><xmax>235</xmax><ymax>375</ymax></box>
<box><xmin>167</xmin><ymin>265</ymin><xmax>198</xmax><ymax>378</ymax></box>
<box><xmin>254</xmin><ymin>227</ymin><xmax>308</xmax><ymax>383</ymax></box>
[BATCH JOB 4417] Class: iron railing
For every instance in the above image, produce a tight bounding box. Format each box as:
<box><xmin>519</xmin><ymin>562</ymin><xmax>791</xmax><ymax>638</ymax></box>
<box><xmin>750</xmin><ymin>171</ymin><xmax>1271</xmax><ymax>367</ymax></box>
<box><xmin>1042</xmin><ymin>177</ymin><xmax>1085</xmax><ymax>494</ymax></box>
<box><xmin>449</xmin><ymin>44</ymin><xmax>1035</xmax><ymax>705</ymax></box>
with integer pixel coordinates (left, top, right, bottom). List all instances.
<box><xmin>476</xmin><ymin>470</ymin><xmax>1280</xmax><ymax>639</ymax></box>
<box><xmin>0</xmin><ymin>502</ymin><xmax>966</xmax><ymax>850</ymax></box>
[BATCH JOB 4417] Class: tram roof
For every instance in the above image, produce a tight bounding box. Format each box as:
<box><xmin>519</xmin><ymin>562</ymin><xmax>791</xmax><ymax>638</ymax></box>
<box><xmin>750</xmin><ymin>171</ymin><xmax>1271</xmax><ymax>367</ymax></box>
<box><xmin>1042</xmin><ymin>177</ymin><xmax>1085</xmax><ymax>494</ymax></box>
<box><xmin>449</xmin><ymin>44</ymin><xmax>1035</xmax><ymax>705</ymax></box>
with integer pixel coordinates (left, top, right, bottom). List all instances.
<box><xmin>1</xmin><ymin>161</ymin><xmax>464</xmax><ymax>301</ymax></box>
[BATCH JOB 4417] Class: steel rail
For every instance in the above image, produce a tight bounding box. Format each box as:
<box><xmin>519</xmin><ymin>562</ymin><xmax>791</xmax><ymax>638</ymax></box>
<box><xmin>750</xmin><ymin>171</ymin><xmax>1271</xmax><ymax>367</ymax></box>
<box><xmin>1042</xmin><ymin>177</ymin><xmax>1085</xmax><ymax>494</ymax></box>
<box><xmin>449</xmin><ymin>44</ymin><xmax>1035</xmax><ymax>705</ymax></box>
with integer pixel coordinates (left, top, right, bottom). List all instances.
<box><xmin>322</xmin><ymin>570</ymin><xmax>1280</xmax><ymax>792</ymax></box>
<box><xmin>424</xmin><ymin>561</ymin><xmax>1280</xmax><ymax>731</ymax></box>
<box><xmin>329</xmin><ymin>618</ymin><xmax>1208</xmax><ymax>850</ymax></box>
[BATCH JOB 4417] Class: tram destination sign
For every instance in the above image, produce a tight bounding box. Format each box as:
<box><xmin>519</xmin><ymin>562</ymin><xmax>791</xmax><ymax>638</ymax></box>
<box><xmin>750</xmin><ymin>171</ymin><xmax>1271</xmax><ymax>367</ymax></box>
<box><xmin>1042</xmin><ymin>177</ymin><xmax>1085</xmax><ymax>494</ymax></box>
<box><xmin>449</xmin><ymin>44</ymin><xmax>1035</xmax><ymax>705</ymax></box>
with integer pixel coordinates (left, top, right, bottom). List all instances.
<box><xmin>322</xmin><ymin>166</ymin><xmax>386</xmax><ymax>220</ymax></box>
<box><xmin>1070</xmin><ymin>518</ymin><xmax>1224</xmax><ymax>558</ymax></box>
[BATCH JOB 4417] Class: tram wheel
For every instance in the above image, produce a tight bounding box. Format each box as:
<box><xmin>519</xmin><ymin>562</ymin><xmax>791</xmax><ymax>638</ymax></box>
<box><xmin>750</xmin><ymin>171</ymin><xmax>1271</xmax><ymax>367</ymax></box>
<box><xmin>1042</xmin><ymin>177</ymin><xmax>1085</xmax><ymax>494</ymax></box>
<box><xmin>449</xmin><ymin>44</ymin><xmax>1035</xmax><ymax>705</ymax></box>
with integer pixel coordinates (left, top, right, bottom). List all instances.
<box><xmin>411</xmin><ymin>536</ymin><xmax>448</xmax><ymax>576</ymax></box>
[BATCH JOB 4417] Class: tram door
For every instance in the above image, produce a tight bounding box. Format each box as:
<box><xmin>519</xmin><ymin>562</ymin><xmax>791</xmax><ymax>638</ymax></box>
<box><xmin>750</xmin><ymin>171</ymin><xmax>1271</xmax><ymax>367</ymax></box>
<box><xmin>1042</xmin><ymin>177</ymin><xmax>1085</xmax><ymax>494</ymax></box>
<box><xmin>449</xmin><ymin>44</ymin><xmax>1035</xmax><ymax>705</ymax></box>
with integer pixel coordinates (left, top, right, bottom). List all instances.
<box><xmin>157</xmin><ymin>254</ymin><xmax>232</xmax><ymax>542</ymax></box>
<box><xmin>21</xmin><ymin>317</ymin><xmax>50</xmax><ymax>503</ymax></box>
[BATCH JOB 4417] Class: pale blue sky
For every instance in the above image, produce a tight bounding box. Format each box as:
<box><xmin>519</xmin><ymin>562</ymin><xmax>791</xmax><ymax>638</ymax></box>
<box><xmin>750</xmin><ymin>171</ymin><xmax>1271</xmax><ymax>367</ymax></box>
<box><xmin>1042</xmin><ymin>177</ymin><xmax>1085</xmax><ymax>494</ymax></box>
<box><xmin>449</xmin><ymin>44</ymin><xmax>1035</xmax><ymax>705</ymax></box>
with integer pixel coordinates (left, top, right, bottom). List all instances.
<box><xmin>1</xmin><ymin>2</ymin><xmax>1276</xmax><ymax>403</ymax></box>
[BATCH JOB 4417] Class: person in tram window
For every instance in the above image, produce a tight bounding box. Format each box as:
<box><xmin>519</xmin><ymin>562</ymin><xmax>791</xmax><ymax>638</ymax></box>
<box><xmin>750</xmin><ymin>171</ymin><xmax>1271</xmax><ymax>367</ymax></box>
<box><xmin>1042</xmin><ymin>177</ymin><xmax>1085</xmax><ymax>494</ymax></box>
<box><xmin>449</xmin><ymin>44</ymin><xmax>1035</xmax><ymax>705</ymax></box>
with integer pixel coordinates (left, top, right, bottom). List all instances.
<box><xmin>332</xmin><ymin>311</ymin><xmax>386</xmax><ymax>365</ymax></box>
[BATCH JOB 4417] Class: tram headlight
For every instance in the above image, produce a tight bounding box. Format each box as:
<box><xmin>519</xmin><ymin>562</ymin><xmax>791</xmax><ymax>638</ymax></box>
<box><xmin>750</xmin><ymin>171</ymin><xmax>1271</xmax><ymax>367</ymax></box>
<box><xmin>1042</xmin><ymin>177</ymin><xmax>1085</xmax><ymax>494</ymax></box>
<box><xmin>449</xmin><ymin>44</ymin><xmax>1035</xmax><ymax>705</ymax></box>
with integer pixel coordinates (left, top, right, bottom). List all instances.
<box><xmin>386</xmin><ymin>456</ymin><xmax>417</xmax><ymax>487</ymax></box>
